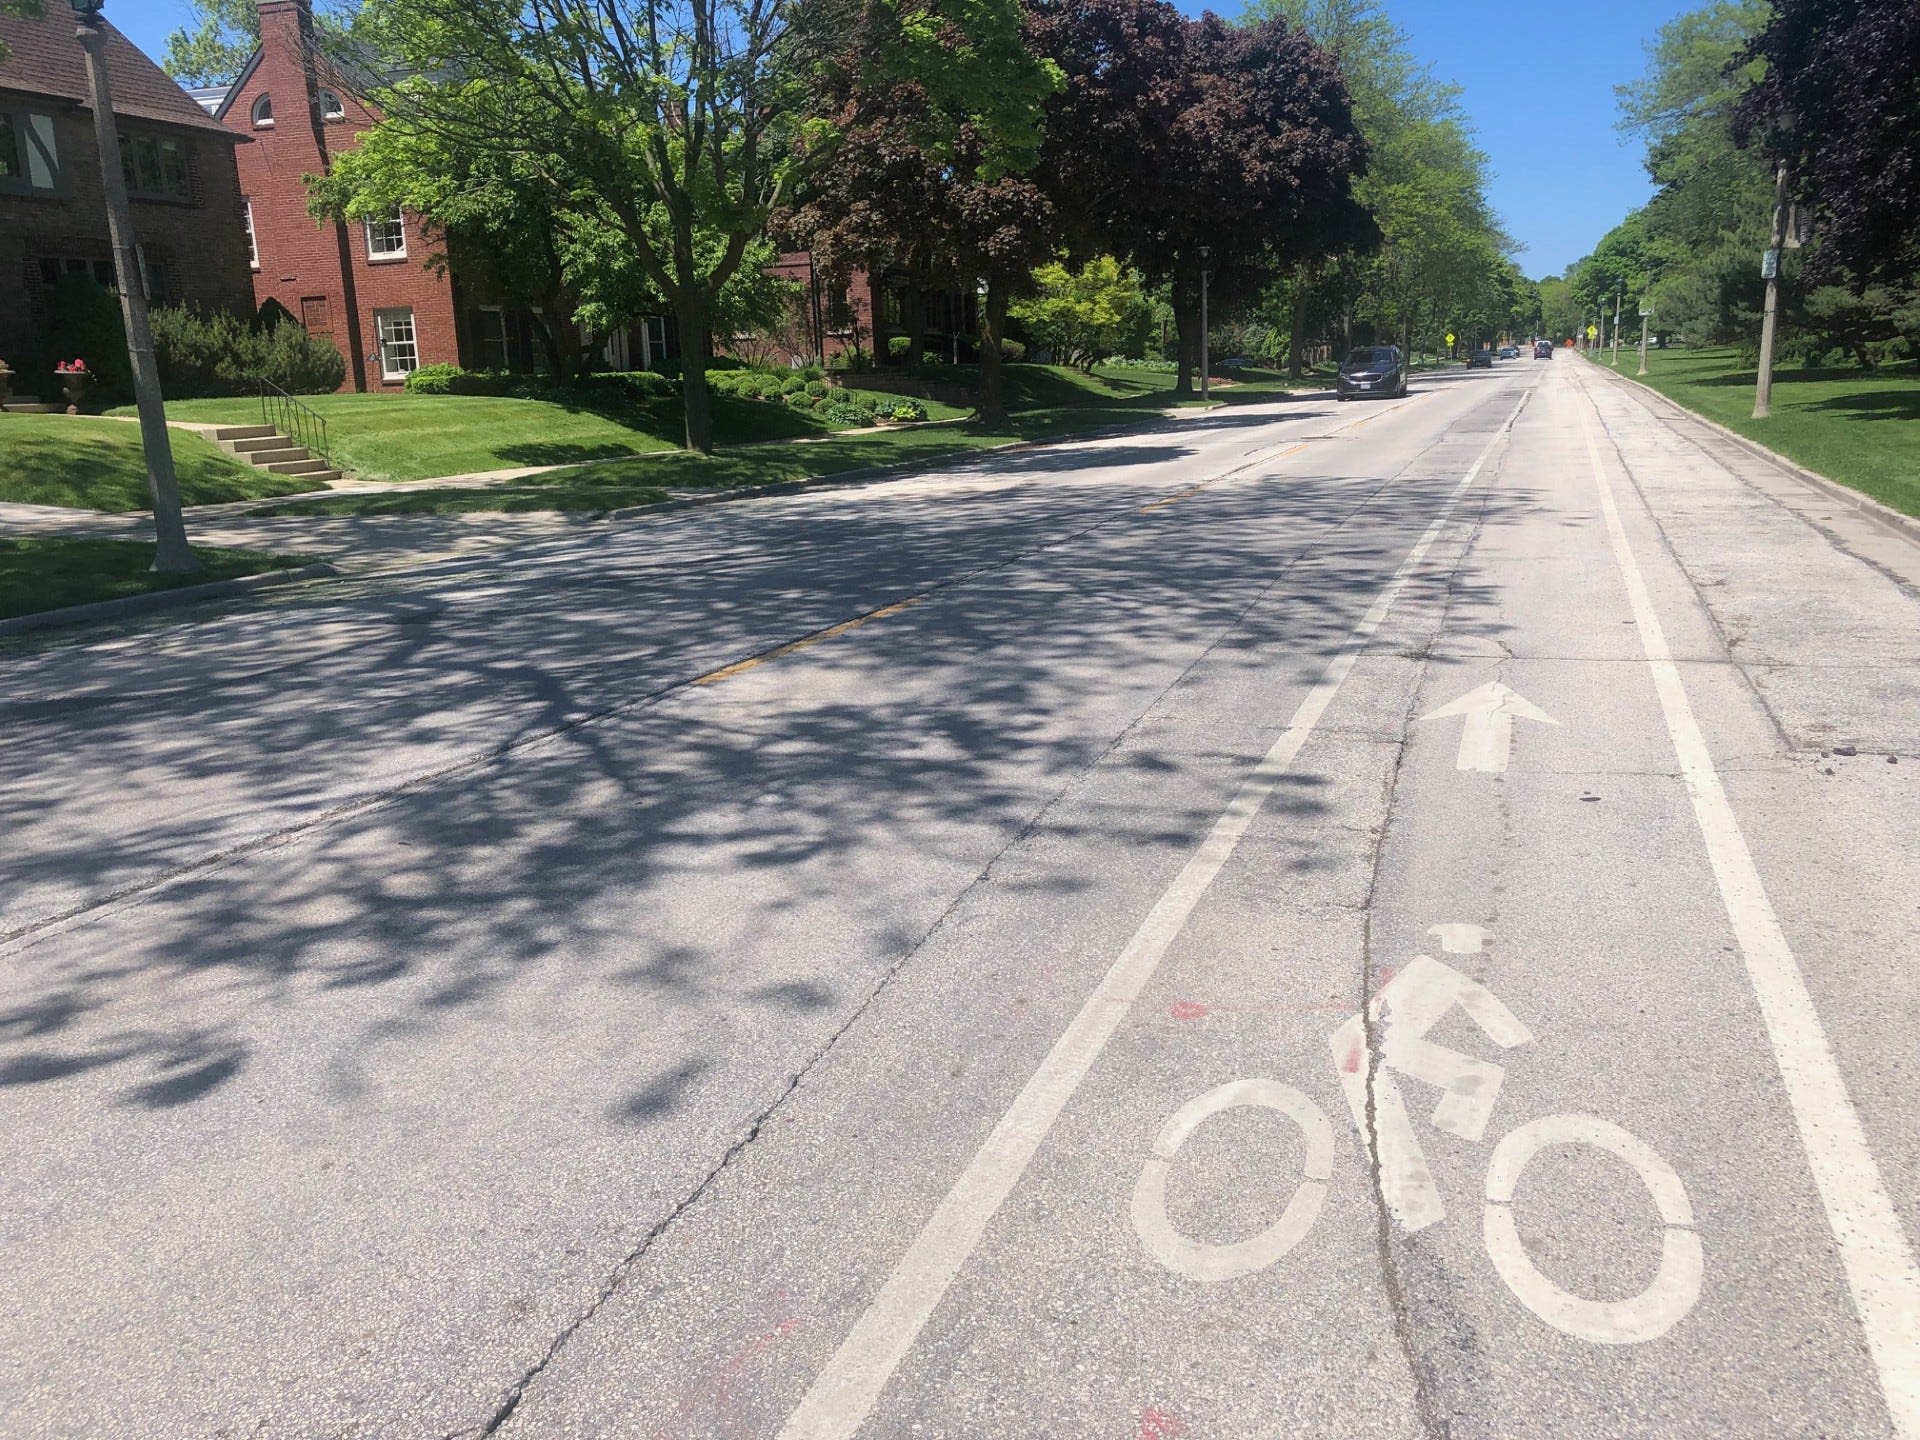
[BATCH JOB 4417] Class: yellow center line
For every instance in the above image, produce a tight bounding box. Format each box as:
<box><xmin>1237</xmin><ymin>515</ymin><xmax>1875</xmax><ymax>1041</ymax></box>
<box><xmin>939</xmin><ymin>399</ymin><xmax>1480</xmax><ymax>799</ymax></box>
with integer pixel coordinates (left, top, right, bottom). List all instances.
<box><xmin>694</xmin><ymin>597</ymin><xmax>925</xmax><ymax>686</ymax></box>
<box><xmin>704</xmin><ymin>426</ymin><xmax>1329</xmax><ymax>685</ymax></box>
<box><xmin>1135</xmin><ymin>441</ymin><xmax>1311</xmax><ymax>514</ymax></box>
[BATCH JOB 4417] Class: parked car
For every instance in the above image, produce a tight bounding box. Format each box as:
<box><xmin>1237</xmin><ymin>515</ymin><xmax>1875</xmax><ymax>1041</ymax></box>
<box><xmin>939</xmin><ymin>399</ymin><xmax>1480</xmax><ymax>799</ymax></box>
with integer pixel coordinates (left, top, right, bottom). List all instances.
<box><xmin>1336</xmin><ymin>345</ymin><xmax>1407</xmax><ymax>401</ymax></box>
<box><xmin>1534</xmin><ymin>340</ymin><xmax>1554</xmax><ymax>359</ymax></box>
<box><xmin>1468</xmin><ymin>349</ymin><xmax>1494</xmax><ymax>368</ymax></box>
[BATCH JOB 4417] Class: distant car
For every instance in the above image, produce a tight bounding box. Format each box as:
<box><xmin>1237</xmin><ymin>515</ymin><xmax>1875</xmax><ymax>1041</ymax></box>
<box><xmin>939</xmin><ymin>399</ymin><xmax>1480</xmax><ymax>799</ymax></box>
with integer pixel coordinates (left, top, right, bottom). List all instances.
<box><xmin>1467</xmin><ymin>349</ymin><xmax>1494</xmax><ymax>368</ymax></box>
<box><xmin>1498</xmin><ymin>345</ymin><xmax>1519</xmax><ymax>359</ymax></box>
<box><xmin>1534</xmin><ymin>340</ymin><xmax>1554</xmax><ymax>359</ymax></box>
<box><xmin>1336</xmin><ymin>345</ymin><xmax>1407</xmax><ymax>401</ymax></box>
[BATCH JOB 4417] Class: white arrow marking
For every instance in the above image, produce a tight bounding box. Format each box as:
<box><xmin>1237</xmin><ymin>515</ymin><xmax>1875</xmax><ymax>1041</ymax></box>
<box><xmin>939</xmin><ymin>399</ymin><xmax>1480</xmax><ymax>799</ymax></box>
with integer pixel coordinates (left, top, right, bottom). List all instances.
<box><xmin>1419</xmin><ymin>682</ymin><xmax>1559</xmax><ymax>773</ymax></box>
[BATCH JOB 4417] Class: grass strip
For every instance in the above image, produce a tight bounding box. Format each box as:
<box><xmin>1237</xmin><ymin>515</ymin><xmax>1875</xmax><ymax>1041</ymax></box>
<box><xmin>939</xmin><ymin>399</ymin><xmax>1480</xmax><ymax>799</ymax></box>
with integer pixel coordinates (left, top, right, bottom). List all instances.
<box><xmin>248</xmin><ymin>401</ymin><xmax>1229</xmax><ymax>517</ymax></box>
<box><xmin>0</xmin><ymin>535</ymin><xmax>312</xmax><ymax>619</ymax></box>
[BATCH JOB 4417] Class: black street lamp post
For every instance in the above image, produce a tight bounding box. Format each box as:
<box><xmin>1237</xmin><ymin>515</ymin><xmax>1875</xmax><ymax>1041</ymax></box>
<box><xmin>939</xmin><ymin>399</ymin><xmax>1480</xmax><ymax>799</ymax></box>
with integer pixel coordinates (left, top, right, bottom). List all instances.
<box><xmin>1197</xmin><ymin>246</ymin><xmax>1211</xmax><ymax>403</ymax></box>
<box><xmin>71</xmin><ymin>0</ymin><xmax>197</xmax><ymax>573</ymax></box>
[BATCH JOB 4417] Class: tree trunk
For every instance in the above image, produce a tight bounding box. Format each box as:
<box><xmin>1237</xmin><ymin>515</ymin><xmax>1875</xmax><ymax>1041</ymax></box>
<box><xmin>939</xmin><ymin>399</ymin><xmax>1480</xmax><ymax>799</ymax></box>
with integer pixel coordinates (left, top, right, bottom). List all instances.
<box><xmin>905</xmin><ymin>258</ymin><xmax>927</xmax><ymax>371</ymax></box>
<box><xmin>976</xmin><ymin>278</ymin><xmax>1010</xmax><ymax>425</ymax></box>
<box><xmin>1288</xmin><ymin>279</ymin><xmax>1307</xmax><ymax>382</ymax></box>
<box><xmin>678</xmin><ymin>288</ymin><xmax>713</xmax><ymax>454</ymax></box>
<box><xmin>1173</xmin><ymin>277</ymin><xmax>1198</xmax><ymax>397</ymax></box>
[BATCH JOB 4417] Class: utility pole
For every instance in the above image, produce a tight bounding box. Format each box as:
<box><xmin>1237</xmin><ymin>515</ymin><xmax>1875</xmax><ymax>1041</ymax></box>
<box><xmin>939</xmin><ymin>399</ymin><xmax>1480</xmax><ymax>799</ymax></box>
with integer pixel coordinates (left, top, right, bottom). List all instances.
<box><xmin>1753</xmin><ymin>157</ymin><xmax>1791</xmax><ymax>419</ymax></box>
<box><xmin>1198</xmin><ymin>246</ymin><xmax>1212</xmax><ymax>403</ymax></box>
<box><xmin>1612</xmin><ymin>284</ymin><xmax>1623</xmax><ymax>367</ymax></box>
<box><xmin>73</xmin><ymin>0</ymin><xmax>197</xmax><ymax>573</ymax></box>
<box><xmin>1638</xmin><ymin>308</ymin><xmax>1650</xmax><ymax>376</ymax></box>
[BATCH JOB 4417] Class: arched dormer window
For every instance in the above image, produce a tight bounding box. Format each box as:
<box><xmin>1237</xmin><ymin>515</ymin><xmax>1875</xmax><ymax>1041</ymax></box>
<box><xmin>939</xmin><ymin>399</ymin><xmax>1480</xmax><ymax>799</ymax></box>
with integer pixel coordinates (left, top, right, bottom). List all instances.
<box><xmin>318</xmin><ymin>89</ymin><xmax>344</xmax><ymax>121</ymax></box>
<box><xmin>251</xmin><ymin>93</ymin><xmax>274</xmax><ymax>128</ymax></box>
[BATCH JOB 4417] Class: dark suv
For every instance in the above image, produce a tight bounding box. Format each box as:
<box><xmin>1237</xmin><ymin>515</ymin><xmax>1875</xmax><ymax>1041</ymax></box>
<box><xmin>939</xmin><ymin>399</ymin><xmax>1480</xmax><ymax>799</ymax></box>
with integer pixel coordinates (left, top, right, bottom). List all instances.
<box><xmin>1336</xmin><ymin>345</ymin><xmax>1407</xmax><ymax>401</ymax></box>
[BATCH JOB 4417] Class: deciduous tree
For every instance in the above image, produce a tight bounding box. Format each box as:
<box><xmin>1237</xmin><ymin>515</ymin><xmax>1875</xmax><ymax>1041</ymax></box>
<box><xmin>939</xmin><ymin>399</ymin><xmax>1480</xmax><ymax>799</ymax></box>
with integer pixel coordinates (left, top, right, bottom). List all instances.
<box><xmin>1734</xmin><ymin>0</ymin><xmax>1920</xmax><ymax>287</ymax></box>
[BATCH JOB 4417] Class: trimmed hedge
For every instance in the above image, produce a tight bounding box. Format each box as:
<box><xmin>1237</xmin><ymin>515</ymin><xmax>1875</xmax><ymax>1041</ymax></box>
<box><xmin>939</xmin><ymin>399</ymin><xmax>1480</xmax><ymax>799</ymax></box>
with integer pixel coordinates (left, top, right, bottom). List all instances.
<box><xmin>401</xmin><ymin>366</ymin><xmax>680</xmax><ymax>404</ymax></box>
<box><xmin>150</xmin><ymin>304</ymin><xmax>346</xmax><ymax>397</ymax></box>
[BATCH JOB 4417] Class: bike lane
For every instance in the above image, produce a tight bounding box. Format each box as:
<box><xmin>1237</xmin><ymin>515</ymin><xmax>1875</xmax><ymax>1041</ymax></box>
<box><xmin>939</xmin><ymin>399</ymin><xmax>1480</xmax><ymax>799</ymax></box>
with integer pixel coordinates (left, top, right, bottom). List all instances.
<box><xmin>769</xmin><ymin>367</ymin><xmax>1903</xmax><ymax>1439</ymax></box>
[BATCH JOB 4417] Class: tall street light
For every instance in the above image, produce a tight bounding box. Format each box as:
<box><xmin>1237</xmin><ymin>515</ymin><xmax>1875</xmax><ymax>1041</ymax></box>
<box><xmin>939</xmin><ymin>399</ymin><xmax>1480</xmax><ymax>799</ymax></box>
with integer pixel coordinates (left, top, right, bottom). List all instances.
<box><xmin>1611</xmin><ymin>281</ymin><xmax>1625</xmax><ymax>367</ymax></box>
<box><xmin>71</xmin><ymin>0</ymin><xmax>197</xmax><ymax>573</ymax></box>
<box><xmin>1197</xmin><ymin>246</ymin><xmax>1212</xmax><ymax>403</ymax></box>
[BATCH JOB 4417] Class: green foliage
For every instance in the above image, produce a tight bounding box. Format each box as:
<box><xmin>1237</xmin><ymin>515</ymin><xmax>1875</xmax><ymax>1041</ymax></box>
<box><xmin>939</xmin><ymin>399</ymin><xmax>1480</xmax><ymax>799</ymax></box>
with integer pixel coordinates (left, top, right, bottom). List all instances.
<box><xmin>1245</xmin><ymin>0</ymin><xmax>1519</xmax><ymax>359</ymax></box>
<box><xmin>402</xmin><ymin>365</ymin><xmax>684</xmax><ymax>406</ymax></box>
<box><xmin>150</xmin><ymin>305</ymin><xmax>346</xmax><ymax>397</ymax></box>
<box><xmin>159</xmin><ymin>0</ymin><xmax>357</xmax><ymax>85</ymax></box>
<box><xmin>1009</xmin><ymin>256</ymin><xmax>1151</xmax><ymax>370</ymax></box>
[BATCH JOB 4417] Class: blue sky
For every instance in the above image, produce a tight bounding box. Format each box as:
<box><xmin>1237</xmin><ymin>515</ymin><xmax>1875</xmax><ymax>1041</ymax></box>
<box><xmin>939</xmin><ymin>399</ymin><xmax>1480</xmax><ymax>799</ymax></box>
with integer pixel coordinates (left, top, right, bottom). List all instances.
<box><xmin>113</xmin><ymin>0</ymin><xmax>1693</xmax><ymax>279</ymax></box>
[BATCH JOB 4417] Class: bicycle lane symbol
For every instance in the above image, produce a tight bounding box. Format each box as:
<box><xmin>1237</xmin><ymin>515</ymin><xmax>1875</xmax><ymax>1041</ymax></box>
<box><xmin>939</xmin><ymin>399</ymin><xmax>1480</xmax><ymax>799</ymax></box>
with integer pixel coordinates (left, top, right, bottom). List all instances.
<box><xmin>1130</xmin><ymin>923</ymin><xmax>1704</xmax><ymax>1345</ymax></box>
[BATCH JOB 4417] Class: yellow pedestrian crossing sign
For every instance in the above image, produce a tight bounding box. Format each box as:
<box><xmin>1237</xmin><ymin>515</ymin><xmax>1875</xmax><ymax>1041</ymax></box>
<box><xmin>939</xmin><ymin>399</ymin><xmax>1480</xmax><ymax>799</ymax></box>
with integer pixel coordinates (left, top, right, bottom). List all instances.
<box><xmin>1586</xmin><ymin>324</ymin><xmax>1598</xmax><ymax>340</ymax></box>
<box><xmin>1445</xmin><ymin>332</ymin><xmax>1455</xmax><ymax>347</ymax></box>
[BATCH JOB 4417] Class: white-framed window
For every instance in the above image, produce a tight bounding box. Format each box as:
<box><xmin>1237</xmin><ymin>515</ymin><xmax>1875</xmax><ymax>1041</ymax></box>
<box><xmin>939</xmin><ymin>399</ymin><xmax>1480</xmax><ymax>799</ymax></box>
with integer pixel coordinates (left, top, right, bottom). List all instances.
<box><xmin>639</xmin><ymin>313</ymin><xmax>668</xmax><ymax>368</ymax></box>
<box><xmin>242</xmin><ymin>198</ymin><xmax>258</xmax><ymax>269</ymax></box>
<box><xmin>364</xmin><ymin>210</ymin><xmax>405</xmax><ymax>259</ymax></box>
<box><xmin>477</xmin><ymin>306</ymin><xmax>509</xmax><ymax>369</ymax></box>
<box><xmin>318</xmin><ymin>89</ymin><xmax>345</xmax><ymax>121</ymax></box>
<box><xmin>0</xmin><ymin>109</ymin><xmax>59</xmax><ymax>194</ymax></box>
<box><xmin>375</xmin><ymin>307</ymin><xmax>418</xmax><ymax>380</ymax></box>
<box><xmin>251</xmin><ymin>93</ymin><xmax>274</xmax><ymax>128</ymax></box>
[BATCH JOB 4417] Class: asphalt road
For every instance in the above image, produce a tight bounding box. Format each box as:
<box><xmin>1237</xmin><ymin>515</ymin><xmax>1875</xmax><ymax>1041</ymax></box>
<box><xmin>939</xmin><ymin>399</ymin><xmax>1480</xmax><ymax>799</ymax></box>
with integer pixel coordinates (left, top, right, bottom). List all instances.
<box><xmin>4</xmin><ymin>356</ymin><xmax>1918</xmax><ymax>1439</ymax></box>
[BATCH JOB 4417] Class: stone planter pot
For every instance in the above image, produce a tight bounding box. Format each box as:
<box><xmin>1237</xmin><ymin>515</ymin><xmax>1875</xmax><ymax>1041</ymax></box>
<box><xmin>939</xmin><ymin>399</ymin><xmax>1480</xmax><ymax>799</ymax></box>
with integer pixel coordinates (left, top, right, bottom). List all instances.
<box><xmin>57</xmin><ymin>370</ymin><xmax>89</xmax><ymax>415</ymax></box>
<box><xmin>0</xmin><ymin>363</ymin><xmax>14</xmax><ymax>408</ymax></box>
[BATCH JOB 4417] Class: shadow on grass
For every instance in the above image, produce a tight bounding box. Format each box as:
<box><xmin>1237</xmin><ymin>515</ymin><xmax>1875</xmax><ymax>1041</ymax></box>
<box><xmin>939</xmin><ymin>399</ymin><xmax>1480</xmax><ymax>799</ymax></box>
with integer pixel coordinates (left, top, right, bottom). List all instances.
<box><xmin>0</xmin><ymin>536</ymin><xmax>310</xmax><ymax>619</ymax></box>
<box><xmin>1804</xmin><ymin>388</ymin><xmax>1920</xmax><ymax>423</ymax></box>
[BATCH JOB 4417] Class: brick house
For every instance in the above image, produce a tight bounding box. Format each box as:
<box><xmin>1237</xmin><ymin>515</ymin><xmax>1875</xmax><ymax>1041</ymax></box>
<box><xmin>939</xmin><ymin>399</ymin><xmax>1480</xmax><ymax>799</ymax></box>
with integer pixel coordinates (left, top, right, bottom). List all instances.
<box><xmin>0</xmin><ymin>6</ymin><xmax>253</xmax><ymax>388</ymax></box>
<box><xmin>763</xmin><ymin>250</ymin><xmax>978</xmax><ymax>369</ymax></box>
<box><xmin>204</xmin><ymin>0</ymin><xmax>677</xmax><ymax>392</ymax></box>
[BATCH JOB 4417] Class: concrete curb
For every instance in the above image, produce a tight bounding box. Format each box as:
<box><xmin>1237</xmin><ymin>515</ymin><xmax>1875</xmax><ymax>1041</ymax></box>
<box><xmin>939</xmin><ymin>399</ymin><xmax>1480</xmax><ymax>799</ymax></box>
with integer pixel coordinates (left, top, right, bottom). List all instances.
<box><xmin>1585</xmin><ymin>357</ymin><xmax>1920</xmax><ymax>549</ymax></box>
<box><xmin>0</xmin><ymin>561</ymin><xmax>339</xmax><ymax>639</ymax></box>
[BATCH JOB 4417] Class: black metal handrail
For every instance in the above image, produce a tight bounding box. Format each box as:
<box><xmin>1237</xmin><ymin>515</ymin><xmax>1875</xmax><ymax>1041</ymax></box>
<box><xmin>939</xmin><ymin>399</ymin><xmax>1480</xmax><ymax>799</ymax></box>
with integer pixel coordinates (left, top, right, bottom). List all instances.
<box><xmin>259</xmin><ymin>378</ymin><xmax>330</xmax><ymax>466</ymax></box>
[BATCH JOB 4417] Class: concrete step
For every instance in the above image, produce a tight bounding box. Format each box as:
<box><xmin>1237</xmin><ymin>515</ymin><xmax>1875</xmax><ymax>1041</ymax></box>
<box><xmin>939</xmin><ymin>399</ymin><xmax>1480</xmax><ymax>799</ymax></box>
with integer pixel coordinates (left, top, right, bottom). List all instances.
<box><xmin>249</xmin><ymin>447</ymin><xmax>311</xmax><ymax>466</ymax></box>
<box><xmin>290</xmin><ymin>469</ymin><xmax>342</xmax><ymax>486</ymax></box>
<box><xmin>266</xmin><ymin>457</ymin><xmax>331</xmax><ymax>475</ymax></box>
<box><xmin>226</xmin><ymin>434</ymin><xmax>296</xmax><ymax>455</ymax></box>
<box><xmin>2</xmin><ymin>401</ymin><xmax>56</xmax><ymax>413</ymax></box>
<box><xmin>212</xmin><ymin>424</ymin><xmax>278</xmax><ymax>441</ymax></box>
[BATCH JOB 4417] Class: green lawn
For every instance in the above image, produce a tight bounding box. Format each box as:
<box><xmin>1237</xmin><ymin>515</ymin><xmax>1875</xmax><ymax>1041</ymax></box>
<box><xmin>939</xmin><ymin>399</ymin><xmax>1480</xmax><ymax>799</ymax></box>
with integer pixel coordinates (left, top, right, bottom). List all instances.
<box><xmin>0</xmin><ymin>535</ymin><xmax>311</xmax><ymax>620</ymax></box>
<box><xmin>0</xmin><ymin>415</ymin><xmax>316</xmax><ymax>511</ymax></box>
<box><xmin>250</xmin><ymin>400</ymin><xmax>1197</xmax><ymax>518</ymax></box>
<box><xmin>116</xmin><ymin>386</ymin><xmax>974</xmax><ymax>485</ymax></box>
<box><xmin>1592</xmin><ymin>346</ymin><xmax>1920</xmax><ymax>517</ymax></box>
<box><xmin>110</xmin><ymin>364</ymin><xmax>1295</xmax><ymax>489</ymax></box>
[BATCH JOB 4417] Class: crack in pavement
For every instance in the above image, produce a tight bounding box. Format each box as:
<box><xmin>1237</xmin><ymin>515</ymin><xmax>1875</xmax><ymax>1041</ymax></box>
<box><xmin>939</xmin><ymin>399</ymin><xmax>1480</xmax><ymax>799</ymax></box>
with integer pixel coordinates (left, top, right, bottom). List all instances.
<box><xmin>1350</xmin><ymin>396</ymin><xmax>1520</xmax><ymax>1440</ymax></box>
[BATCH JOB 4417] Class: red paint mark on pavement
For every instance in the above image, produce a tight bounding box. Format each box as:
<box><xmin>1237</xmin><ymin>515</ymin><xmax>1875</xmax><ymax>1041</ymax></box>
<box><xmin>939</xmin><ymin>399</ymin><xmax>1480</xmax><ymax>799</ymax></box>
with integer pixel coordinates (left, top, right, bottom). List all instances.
<box><xmin>651</xmin><ymin>1292</ymin><xmax>805</xmax><ymax>1439</ymax></box>
<box><xmin>1169</xmin><ymin>1000</ymin><xmax>1210</xmax><ymax>1021</ymax></box>
<box><xmin>1338</xmin><ymin>1037</ymin><xmax>1365</xmax><ymax>1075</ymax></box>
<box><xmin>1137</xmin><ymin>1406</ymin><xmax>1189</xmax><ymax>1439</ymax></box>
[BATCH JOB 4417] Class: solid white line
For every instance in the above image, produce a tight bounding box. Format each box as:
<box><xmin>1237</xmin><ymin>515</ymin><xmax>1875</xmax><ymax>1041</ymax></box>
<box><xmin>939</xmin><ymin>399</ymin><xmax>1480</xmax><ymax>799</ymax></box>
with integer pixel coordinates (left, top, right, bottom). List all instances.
<box><xmin>777</xmin><ymin>389</ymin><xmax>1533</xmax><ymax>1440</ymax></box>
<box><xmin>1577</xmin><ymin>393</ymin><xmax>1920</xmax><ymax>1438</ymax></box>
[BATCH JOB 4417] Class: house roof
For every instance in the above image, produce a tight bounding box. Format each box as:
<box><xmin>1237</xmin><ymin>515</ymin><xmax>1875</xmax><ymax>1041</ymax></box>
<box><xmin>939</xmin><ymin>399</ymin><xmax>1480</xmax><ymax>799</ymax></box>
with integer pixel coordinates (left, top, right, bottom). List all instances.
<box><xmin>0</xmin><ymin>7</ymin><xmax>238</xmax><ymax>138</ymax></box>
